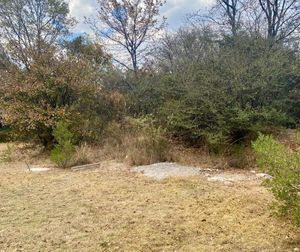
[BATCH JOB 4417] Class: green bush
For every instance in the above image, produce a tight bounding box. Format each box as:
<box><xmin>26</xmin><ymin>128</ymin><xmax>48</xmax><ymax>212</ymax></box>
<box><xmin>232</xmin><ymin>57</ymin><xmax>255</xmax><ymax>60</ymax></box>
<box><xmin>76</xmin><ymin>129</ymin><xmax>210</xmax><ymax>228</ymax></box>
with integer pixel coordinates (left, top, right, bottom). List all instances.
<box><xmin>252</xmin><ymin>134</ymin><xmax>300</xmax><ymax>226</ymax></box>
<box><xmin>129</xmin><ymin>32</ymin><xmax>298</xmax><ymax>148</ymax></box>
<box><xmin>50</xmin><ymin>122</ymin><xmax>75</xmax><ymax>168</ymax></box>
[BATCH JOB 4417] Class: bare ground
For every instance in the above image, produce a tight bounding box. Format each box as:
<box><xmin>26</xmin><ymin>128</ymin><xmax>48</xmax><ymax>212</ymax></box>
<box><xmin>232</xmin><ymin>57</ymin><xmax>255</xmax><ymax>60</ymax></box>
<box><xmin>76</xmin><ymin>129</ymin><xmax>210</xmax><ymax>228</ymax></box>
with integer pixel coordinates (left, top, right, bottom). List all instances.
<box><xmin>0</xmin><ymin>157</ymin><xmax>299</xmax><ymax>252</ymax></box>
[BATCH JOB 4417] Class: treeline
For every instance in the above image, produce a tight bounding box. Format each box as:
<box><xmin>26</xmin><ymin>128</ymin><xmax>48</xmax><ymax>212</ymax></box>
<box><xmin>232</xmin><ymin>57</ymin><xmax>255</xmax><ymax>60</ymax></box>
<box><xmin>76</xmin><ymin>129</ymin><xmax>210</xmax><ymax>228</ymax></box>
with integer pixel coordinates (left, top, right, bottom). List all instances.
<box><xmin>0</xmin><ymin>0</ymin><xmax>299</xmax><ymax>151</ymax></box>
<box><xmin>130</xmin><ymin>31</ymin><xmax>300</xmax><ymax>149</ymax></box>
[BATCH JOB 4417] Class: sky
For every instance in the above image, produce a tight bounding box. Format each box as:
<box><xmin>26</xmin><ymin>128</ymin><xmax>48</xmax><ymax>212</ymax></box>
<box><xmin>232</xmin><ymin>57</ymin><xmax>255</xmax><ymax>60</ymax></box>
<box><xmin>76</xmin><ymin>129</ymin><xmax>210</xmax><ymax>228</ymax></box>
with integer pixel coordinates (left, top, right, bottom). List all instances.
<box><xmin>68</xmin><ymin>0</ymin><xmax>215</xmax><ymax>34</ymax></box>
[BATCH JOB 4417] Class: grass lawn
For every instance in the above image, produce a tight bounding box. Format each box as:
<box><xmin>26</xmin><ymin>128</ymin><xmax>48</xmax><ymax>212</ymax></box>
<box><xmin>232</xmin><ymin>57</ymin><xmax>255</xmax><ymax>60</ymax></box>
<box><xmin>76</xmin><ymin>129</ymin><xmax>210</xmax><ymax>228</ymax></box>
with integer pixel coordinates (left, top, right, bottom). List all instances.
<box><xmin>0</xmin><ymin>160</ymin><xmax>299</xmax><ymax>251</ymax></box>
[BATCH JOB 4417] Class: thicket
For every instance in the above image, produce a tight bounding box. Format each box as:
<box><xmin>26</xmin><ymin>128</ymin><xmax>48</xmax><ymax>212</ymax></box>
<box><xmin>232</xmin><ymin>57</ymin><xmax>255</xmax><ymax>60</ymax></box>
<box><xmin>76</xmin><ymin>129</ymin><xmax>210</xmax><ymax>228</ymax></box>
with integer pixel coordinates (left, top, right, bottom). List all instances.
<box><xmin>0</xmin><ymin>44</ymin><xmax>122</xmax><ymax>147</ymax></box>
<box><xmin>1</xmin><ymin>31</ymin><xmax>300</xmax><ymax>156</ymax></box>
<box><xmin>0</xmin><ymin>0</ymin><xmax>299</xmax><ymax>157</ymax></box>
<box><xmin>128</xmin><ymin>32</ymin><xmax>300</xmax><ymax>151</ymax></box>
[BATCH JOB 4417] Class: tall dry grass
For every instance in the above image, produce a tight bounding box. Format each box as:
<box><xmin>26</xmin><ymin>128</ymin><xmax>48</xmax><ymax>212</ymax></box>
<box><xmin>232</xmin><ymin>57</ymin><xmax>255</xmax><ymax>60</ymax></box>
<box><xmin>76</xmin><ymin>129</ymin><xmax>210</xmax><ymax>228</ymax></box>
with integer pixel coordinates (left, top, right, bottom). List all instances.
<box><xmin>101</xmin><ymin>118</ymin><xmax>172</xmax><ymax>166</ymax></box>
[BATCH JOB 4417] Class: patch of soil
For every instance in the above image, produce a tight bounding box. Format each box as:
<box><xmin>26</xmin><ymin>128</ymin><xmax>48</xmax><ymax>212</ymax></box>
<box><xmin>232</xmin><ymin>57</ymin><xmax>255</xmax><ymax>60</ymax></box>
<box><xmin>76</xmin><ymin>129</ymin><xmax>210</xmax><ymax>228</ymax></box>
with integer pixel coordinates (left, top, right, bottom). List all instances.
<box><xmin>133</xmin><ymin>162</ymin><xmax>204</xmax><ymax>180</ymax></box>
<box><xmin>133</xmin><ymin>162</ymin><xmax>271</xmax><ymax>185</ymax></box>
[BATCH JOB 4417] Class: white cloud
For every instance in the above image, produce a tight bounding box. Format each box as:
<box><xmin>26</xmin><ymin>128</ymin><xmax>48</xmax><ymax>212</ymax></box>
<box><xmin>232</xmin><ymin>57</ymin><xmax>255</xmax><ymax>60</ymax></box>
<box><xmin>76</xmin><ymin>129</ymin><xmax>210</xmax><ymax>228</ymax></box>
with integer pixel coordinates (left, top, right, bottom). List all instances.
<box><xmin>162</xmin><ymin>0</ymin><xmax>215</xmax><ymax>30</ymax></box>
<box><xmin>67</xmin><ymin>0</ymin><xmax>215</xmax><ymax>69</ymax></box>
<box><xmin>68</xmin><ymin>0</ymin><xmax>215</xmax><ymax>34</ymax></box>
<box><xmin>67</xmin><ymin>0</ymin><xmax>95</xmax><ymax>33</ymax></box>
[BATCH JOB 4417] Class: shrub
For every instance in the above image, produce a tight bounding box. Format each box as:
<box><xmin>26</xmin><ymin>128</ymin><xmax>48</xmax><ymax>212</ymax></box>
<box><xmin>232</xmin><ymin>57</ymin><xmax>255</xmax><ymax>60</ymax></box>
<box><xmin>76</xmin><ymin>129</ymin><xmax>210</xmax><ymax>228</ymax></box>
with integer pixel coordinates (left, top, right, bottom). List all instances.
<box><xmin>50</xmin><ymin>122</ymin><xmax>75</xmax><ymax>168</ymax></box>
<box><xmin>125</xmin><ymin>117</ymin><xmax>171</xmax><ymax>166</ymax></box>
<box><xmin>0</xmin><ymin>45</ymin><xmax>119</xmax><ymax>147</ymax></box>
<box><xmin>252</xmin><ymin>134</ymin><xmax>300</xmax><ymax>226</ymax></box>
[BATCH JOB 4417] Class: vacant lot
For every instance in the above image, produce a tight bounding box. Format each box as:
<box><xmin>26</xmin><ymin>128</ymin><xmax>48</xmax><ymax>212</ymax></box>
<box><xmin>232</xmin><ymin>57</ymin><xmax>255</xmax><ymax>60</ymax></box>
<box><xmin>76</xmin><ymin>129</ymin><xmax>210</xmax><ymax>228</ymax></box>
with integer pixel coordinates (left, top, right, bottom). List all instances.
<box><xmin>0</xmin><ymin>160</ymin><xmax>299</xmax><ymax>252</ymax></box>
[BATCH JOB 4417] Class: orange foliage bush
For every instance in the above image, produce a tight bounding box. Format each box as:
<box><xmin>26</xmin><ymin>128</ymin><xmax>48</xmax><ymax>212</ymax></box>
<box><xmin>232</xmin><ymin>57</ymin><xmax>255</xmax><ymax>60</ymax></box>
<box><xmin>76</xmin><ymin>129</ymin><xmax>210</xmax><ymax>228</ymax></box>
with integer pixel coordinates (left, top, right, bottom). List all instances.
<box><xmin>0</xmin><ymin>46</ymin><xmax>123</xmax><ymax>146</ymax></box>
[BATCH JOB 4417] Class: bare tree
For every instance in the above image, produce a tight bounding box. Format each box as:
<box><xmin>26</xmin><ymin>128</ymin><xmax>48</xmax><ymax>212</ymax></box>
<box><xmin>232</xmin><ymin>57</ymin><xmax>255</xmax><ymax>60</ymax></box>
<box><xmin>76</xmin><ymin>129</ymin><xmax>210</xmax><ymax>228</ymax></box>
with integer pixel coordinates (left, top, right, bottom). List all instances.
<box><xmin>242</xmin><ymin>0</ymin><xmax>265</xmax><ymax>35</ymax></box>
<box><xmin>0</xmin><ymin>0</ymin><xmax>74</xmax><ymax>68</ymax></box>
<box><xmin>87</xmin><ymin>0</ymin><xmax>166</xmax><ymax>71</ymax></box>
<box><xmin>217</xmin><ymin>0</ymin><xmax>243</xmax><ymax>36</ymax></box>
<box><xmin>258</xmin><ymin>0</ymin><xmax>300</xmax><ymax>41</ymax></box>
<box><xmin>188</xmin><ymin>0</ymin><xmax>244</xmax><ymax>37</ymax></box>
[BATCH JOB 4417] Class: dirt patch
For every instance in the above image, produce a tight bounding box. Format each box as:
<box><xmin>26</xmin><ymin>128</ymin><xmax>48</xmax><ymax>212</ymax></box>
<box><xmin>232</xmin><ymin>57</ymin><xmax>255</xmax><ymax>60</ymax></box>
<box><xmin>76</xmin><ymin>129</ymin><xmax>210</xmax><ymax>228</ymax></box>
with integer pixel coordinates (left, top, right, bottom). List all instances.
<box><xmin>133</xmin><ymin>162</ymin><xmax>204</xmax><ymax>180</ymax></box>
<box><xmin>133</xmin><ymin>162</ymin><xmax>270</xmax><ymax>185</ymax></box>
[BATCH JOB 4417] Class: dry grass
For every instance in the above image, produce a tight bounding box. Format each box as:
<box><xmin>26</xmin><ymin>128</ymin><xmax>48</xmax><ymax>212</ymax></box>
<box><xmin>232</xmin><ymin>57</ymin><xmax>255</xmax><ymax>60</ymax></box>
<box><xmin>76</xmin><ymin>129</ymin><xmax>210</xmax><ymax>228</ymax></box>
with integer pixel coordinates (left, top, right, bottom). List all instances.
<box><xmin>94</xmin><ymin>136</ymin><xmax>171</xmax><ymax>166</ymax></box>
<box><xmin>0</xmin><ymin>142</ymin><xmax>51</xmax><ymax>166</ymax></box>
<box><xmin>170</xmin><ymin>145</ymin><xmax>224</xmax><ymax>169</ymax></box>
<box><xmin>275</xmin><ymin>129</ymin><xmax>300</xmax><ymax>151</ymax></box>
<box><xmin>0</xmin><ymin>158</ymin><xmax>299</xmax><ymax>251</ymax></box>
<box><xmin>73</xmin><ymin>144</ymin><xmax>95</xmax><ymax>166</ymax></box>
<box><xmin>100</xmin><ymin>120</ymin><xmax>172</xmax><ymax>166</ymax></box>
<box><xmin>170</xmin><ymin>143</ymin><xmax>258</xmax><ymax>170</ymax></box>
<box><xmin>0</xmin><ymin>142</ymin><xmax>299</xmax><ymax>251</ymax></box>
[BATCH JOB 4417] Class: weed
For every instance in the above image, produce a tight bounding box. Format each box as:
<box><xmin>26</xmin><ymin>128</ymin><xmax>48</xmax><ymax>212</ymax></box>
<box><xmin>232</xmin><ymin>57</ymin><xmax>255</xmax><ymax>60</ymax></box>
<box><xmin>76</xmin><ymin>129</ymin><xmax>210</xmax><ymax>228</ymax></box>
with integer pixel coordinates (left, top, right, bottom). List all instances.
<box><xmin>253</xmin><ymin>134</ymin><xmax>300</xmax><ymax>226</ymax></box>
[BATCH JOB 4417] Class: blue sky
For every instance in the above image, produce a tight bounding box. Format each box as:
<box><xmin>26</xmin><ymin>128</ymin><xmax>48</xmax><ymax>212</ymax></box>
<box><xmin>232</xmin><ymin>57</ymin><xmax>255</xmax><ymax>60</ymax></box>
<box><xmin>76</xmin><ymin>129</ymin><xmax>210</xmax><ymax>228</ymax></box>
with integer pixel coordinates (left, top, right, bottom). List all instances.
<box><xmin>69</xmin><ymin>0</ymin><xmax>215</xmax><ymax>34</ymax></box>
